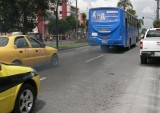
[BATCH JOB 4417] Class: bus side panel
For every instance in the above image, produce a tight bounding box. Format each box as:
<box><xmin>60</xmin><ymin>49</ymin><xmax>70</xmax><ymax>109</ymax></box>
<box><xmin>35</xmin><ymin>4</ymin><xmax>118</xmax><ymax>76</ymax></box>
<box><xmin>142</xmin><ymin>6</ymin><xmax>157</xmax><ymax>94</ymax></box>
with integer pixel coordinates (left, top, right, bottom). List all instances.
<box><xmin>125</xmin><ymin>12</ymin><xmax>139</xmax><ymax>47</ymax></box>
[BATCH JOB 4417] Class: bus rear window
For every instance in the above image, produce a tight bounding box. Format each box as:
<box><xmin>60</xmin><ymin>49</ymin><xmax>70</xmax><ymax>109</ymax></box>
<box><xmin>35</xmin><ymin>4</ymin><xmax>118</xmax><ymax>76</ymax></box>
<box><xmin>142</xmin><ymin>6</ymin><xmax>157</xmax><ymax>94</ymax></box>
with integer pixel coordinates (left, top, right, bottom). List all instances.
<box><xmin>91</xmin><ymin>9</ymin><xmax>119</xmax><ymax>22</ymax></box>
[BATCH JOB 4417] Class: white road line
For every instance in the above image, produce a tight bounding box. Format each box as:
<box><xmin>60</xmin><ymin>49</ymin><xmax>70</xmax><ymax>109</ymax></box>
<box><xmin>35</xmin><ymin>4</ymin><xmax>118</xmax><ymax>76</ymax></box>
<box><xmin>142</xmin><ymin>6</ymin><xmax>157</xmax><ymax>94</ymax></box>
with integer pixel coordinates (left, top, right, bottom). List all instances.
<box><xmin>81</xmin><ymin>49</ymin><xmax>89</xmax><ymax>52</ymax></box>
<box><xmin>40</xmin><ymin>77</ymin><xmax>47</xmax><ymax>81</ymax></box>
<box><xmin>85</xmin><ymin>55</ymin><xmax>103</xmax><ymax>63</ymax></box>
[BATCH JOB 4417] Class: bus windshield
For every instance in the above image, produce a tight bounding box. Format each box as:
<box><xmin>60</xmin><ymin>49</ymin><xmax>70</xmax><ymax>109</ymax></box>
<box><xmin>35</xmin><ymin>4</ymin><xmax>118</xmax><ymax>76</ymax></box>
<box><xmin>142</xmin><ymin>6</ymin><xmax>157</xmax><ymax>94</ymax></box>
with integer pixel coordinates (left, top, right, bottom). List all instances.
<box><xmin>91</xmin><ymin>9</ymin><xmax>119</xmax><ymax>22</ymax></box>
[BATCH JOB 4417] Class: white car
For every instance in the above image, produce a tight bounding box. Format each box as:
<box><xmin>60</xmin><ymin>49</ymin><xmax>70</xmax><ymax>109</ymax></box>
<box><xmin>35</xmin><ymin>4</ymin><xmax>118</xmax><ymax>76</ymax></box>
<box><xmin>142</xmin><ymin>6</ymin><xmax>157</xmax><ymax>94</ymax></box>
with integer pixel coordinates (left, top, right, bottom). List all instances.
<box><xmin>140</xmin><ymin>28</ymin><xmax>160</xmax><ymax>64</ymax></box>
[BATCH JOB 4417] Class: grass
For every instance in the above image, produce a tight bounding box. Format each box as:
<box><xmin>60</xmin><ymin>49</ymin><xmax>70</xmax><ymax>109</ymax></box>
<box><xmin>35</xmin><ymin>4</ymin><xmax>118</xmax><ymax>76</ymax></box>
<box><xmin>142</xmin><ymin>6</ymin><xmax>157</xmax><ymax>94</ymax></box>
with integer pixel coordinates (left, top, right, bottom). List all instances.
<box><xmin>46</xmin><ymin>40</ymin><xmax>88</xmax><ymax>50</ymax></box>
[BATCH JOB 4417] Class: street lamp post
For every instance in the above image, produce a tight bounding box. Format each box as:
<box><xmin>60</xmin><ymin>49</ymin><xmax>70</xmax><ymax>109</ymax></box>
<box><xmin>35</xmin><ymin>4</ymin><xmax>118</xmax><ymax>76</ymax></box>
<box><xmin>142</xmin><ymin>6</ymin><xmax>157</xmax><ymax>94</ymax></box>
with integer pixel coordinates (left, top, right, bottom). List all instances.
<box><xmin>142</xmin><ymin>17</ymin><xmax>155</xmax><ymax>21</ymax></box>
<box><xmin>142</xmin><ymin>16</ymin><xmax>155</xmax><ymax>28</ymax></box>
<box><xmin>155</xmin><ymin>0</ymin><xmax>160</xmax><ymax>20</ymax></box>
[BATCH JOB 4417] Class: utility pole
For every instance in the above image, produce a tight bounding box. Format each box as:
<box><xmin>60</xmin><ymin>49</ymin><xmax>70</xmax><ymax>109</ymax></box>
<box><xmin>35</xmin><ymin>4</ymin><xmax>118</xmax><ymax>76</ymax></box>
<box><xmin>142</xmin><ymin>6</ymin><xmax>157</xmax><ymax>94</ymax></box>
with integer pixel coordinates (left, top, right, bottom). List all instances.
<box><xmin>56</xmin><ymin>0</ymin><xmax>60</xmax><ymax>49</ymax></box>
<box><xmin>75</xmin><ymin>0</ymin><xmax>78</xmax><ymax>39</ymax></box>
<box><xmin>156</xmin><ymin>0</ymin><xmax>159</xmax><ymax>20</ymax></box>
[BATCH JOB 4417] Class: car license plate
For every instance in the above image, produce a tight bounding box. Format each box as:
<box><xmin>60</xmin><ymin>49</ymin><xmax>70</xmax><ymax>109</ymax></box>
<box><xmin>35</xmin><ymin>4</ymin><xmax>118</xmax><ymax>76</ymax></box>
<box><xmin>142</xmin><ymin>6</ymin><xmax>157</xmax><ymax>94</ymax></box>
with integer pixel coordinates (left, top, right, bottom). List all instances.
<box><xmin>155</xmin><ymin>52</ymin><xmax>160</xmax><ymax>56</ymax></box>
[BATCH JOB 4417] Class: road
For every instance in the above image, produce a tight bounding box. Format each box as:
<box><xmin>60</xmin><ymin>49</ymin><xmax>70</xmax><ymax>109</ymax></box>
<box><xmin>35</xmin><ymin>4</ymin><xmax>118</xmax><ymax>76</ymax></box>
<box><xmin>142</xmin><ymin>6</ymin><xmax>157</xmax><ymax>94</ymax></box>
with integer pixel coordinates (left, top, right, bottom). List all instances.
<box><xmin>34</xmin><ymin>45</ymin><xmax>160</xmax><ymax>113</ymax></box>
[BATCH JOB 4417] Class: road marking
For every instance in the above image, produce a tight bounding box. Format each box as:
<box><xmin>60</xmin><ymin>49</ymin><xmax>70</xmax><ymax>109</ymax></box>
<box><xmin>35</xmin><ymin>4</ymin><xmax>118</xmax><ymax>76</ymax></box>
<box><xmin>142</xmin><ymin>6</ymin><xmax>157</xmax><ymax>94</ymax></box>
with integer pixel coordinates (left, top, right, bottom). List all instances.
<box><xmin>81</xmin><ymin>49</ymin><xmax>89</xmax><ymax>52</ymax></box>
<box><xmin>40</xmin><ymin>77</ymin><xmax>47</xmax><ymax>81</ymax></box>
<box><xmin>85</xmin><ymin>55</ymin><xmax>103</xmax><ymax>63</ymax></box>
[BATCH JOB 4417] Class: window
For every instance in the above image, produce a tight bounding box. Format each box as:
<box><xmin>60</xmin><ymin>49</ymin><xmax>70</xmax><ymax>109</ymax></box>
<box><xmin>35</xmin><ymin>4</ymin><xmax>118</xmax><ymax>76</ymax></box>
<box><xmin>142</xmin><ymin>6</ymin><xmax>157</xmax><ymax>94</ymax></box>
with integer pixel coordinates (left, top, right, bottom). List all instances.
<box><xmin>28</xmin><ymin>38</ymin><xmax>43</xmax><ymax>48</ymax></box>
<box><xmin>60</xmin><ymin>11</ymin><xmax>62</xmax><ymax>14</ymax></box>
<box><xmin>15</xmin><ymin>37</ymin><xmax>29</xmax><ymax>48</ymax></box>
<box><xmin>0</xmin><ymin>37</ymin><xmax>8</xmax><ymax>47</ymax></box>
<box><xmin>146</xmin><ymin>30</ymin><xmax>160</xmax><ymax>37</ymax></box>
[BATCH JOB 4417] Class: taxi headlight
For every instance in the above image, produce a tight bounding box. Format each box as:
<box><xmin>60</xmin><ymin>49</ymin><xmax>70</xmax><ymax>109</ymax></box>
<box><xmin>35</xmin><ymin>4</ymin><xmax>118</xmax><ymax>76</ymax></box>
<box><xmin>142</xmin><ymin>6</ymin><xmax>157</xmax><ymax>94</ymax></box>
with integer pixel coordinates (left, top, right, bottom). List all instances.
<box><xmin>31</xmin><ymin>68</ymin><xmax>38</xmax><ymax>77</ymax></box>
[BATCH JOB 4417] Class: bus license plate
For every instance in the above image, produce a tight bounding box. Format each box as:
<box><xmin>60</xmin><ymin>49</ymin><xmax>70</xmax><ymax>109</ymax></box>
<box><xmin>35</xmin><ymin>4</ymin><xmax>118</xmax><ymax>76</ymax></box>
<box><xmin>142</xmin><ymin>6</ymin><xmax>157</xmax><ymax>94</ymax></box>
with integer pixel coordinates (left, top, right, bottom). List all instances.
<box><xmin>155</xmin><ymin>52</ymin><xmax>160</xmax><ymax>56</ymax></box>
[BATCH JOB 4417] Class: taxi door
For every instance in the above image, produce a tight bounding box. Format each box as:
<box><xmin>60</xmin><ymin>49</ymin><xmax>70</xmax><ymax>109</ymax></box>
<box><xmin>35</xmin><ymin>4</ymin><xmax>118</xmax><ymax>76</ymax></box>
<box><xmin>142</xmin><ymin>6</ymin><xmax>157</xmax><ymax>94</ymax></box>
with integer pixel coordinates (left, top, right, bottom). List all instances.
<box><xmin>14</xmin><ymin>36</ymin><xmax>31</xmax><ymax>66</ymax></box>
<box><xmin>27</xmin><ymin>37</ymin><xmax>49</xmax><ymax>66</ymax></box>
<box><xmin>0</xmin><ymin>69</ymin><xmax>12</xmax><ymax>113</ymax></box>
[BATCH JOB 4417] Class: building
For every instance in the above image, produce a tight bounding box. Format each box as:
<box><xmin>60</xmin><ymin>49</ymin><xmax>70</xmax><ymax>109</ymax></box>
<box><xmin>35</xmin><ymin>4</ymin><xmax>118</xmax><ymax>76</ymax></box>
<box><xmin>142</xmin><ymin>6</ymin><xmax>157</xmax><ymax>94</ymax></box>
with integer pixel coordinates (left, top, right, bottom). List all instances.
<box><xmin>36</xmin><ymin>0</ymin><xmax>79</xmax><ymax>40</ymax></box>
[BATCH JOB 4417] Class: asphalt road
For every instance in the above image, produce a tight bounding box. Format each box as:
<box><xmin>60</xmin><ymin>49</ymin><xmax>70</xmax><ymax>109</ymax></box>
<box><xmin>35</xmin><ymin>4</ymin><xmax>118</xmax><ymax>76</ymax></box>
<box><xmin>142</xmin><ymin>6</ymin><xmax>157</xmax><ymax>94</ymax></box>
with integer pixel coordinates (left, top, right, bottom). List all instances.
<box><xmin>34</xmin><ymin>45</ymin><xmax>160</xmax><ymax>113</ymax></box>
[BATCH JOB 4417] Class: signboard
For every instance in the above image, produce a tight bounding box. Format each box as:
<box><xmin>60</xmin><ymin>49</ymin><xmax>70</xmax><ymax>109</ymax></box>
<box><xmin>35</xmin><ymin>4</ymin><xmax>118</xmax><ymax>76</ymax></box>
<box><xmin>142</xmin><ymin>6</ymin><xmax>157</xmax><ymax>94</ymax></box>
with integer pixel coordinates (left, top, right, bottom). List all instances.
<box><xmin>91</xmin><ymin>9</ymin><xmax>119</xmax><ymax>22</ymax></box>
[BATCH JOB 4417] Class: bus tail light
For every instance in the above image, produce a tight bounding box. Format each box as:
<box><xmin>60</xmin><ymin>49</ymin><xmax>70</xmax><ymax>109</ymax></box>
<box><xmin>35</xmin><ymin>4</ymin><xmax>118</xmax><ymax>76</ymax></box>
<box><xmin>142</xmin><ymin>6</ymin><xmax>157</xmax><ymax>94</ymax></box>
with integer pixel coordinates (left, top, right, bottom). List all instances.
<box><xmin>140</xmin><ymin>41</ymin><xmax>143</xmax><ymax>49</ymax></box>
<box><xmin>102</xmin><ymin>36</ymin><xmax>108</xmax><ymax>39</ymax></box>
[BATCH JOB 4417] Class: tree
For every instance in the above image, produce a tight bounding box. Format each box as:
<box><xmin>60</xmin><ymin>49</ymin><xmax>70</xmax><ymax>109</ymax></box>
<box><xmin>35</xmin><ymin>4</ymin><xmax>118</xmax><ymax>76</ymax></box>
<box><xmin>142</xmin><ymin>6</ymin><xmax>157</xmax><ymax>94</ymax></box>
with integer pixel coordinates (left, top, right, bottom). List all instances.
<box><xmin>0</xmin><ymin>0</ymin><xmax>18</xmax><ymax>33</ymax></box>
<box><xmin>153</xmin><ymin>19</ymin><xmax>160</xmax><ymax>28</ymax></box>
<box><xmin>80</xmin><ymin>13</ymin><xmax>87</xmax><ymax>35</ymax></box>
<box><xmin>117</xmin><ymin>0</ymin><xmax>133</xmax><ymax>10</ymax></box>
<box><xmin>0</xmin><ymin>0</ymin><xmax>48</xmax><ymax>34</ymax></box>
<box><xmin>138</xmin><ymin>19</ymin><xmax>144</xmax><ymax>29</ymax></box>
<box><xmin>65</xmin><ymin>16</ymin><xmax>76</xmax><ymax>30</ymax></box>
<box><xmin>141</xmin><ymin>28</ymin><xmax>147</xmax><ymax>35</ymax></box>
<box><xmin>127</xmin><ymin>8</ymin><xmax>136</xmax><ymax>16</ymax></box>
<box><xmin>48</xmin><ymin>19</ymin><xmax>68</xmax><ymax>34</ymax></box>
<box><xmin>81</xmin><ymin>13</ymin><xmax>87</xmax><ymax>26</ymax></box>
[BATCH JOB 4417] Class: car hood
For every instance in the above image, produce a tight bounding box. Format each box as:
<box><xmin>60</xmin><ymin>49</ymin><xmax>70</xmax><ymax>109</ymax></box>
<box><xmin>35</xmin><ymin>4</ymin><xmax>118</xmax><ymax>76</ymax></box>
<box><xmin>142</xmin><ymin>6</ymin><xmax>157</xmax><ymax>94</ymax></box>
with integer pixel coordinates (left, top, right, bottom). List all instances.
<box><xmin>1</xmin><ymin>64</ymin><xmax>33</xmax><ymax>77</ymax></box>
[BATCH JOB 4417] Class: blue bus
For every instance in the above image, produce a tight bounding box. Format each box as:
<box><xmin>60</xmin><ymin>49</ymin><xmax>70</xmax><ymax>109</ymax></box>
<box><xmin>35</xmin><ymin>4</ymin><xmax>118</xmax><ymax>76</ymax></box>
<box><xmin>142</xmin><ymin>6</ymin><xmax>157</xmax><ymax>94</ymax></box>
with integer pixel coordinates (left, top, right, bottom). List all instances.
<box><xmin>88</xmin><ymin>7</ymin><xmax>139</xmax><ymax>51</ymax></box>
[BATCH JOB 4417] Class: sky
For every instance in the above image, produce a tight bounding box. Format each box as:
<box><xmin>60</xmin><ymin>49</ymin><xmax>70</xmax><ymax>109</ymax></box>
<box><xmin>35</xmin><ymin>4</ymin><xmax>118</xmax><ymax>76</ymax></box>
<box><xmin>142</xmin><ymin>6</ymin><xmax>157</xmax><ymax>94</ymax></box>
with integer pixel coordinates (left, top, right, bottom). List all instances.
<box><xmin>69</xmin><ymin>0</ymin><xmax>157</xmax><ymax>29</ymax></box>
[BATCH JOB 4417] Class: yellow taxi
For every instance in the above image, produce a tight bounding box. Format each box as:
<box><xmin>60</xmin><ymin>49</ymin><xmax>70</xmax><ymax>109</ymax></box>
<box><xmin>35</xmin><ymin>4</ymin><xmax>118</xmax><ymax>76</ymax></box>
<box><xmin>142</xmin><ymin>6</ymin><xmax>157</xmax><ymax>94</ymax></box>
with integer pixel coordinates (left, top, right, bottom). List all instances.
<box><xmin>0</xmin><ymin>35</ymin><xmax>58</xmax><ymax>67</ymax></box>
<box><xmin>0</xmin><ymin>63</ymin><xmax>40</xmax><ymax>113</ymax></box>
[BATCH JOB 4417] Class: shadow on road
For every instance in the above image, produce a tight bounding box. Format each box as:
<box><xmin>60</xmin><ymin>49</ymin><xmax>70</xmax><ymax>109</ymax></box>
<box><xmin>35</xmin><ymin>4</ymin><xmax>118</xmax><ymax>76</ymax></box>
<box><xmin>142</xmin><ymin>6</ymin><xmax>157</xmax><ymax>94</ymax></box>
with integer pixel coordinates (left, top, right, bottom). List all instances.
<box><xmin>140</xmin><ymin>58</ymin><xmax>160</xmax><ymax>67</ymax></box>
<box><xmin>33</xmin><ymin>99</ymin><xmax>46</xmax><ymax>113</ymax></box>
<box><xmin>102</xmin><ymin>45</ymin><xmax>136</xmax><ymax>54</ymax></box>
<box><xmin>34</xmin><ymin>65</ymin><xmax>57</xmax><ymax>72</ymax></box>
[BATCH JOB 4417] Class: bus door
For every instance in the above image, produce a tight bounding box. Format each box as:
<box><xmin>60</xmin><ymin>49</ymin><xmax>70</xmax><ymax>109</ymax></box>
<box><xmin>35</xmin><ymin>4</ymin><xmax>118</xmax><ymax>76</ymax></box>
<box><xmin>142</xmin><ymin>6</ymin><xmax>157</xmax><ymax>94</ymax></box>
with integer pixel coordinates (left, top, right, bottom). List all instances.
<box><xmin>125</xmin><ymin>18</ymin><xmax>128</xmax><ymax>46</ymax></box>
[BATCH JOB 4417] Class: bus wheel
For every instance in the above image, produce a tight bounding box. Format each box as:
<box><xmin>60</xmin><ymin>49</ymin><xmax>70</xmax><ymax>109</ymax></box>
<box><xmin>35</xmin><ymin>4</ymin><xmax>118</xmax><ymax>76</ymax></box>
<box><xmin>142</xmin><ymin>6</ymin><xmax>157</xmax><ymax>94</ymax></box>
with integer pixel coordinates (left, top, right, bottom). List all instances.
<box><xmin>127</xmin><ymin>40</ymin><xmax>131</xmax><ymax>50</ymax></box>
<box><xmin>133</xmin><ymin>43</ymin><xmax>136</xmax><ymax>47</ymax></box>
<box><xmin>100</xmin><ymin>45</ymin><xmax>108</xmax><ymax>52</ymax></box>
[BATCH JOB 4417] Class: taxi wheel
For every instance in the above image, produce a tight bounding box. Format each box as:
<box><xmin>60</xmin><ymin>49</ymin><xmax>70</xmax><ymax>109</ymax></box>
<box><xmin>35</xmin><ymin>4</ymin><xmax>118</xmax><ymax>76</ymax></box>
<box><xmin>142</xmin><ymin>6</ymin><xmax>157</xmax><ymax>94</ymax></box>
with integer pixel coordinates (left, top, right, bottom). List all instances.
<box><xmin>50</xmin><ymin>54</ymin><xmax>58</xmax><ymax>67</ymax></box>
<box><xmin>12</xmin><ymin>84</ymin><xmax>36</xmax><ymax>113</ymax></box>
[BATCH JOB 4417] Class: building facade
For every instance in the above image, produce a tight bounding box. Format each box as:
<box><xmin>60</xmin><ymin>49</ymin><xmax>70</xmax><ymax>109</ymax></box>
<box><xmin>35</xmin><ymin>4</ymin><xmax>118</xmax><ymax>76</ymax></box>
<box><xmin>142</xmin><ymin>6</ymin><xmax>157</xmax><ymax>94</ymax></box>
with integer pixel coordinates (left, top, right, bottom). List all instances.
<box><xmin>36</xmin><ymin>0</ymin><xmax>79</xmax><ymax>40</ymax></box>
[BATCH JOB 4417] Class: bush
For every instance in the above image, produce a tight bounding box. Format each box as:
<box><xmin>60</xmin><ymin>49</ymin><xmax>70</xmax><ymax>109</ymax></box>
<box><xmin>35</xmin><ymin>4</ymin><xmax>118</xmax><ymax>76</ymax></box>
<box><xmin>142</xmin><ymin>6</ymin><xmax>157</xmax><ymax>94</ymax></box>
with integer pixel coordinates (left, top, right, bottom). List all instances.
<box><xmin>153</xmin><ymin>19</ymin><xmax>160</xmax><ymax>28</ymax></box>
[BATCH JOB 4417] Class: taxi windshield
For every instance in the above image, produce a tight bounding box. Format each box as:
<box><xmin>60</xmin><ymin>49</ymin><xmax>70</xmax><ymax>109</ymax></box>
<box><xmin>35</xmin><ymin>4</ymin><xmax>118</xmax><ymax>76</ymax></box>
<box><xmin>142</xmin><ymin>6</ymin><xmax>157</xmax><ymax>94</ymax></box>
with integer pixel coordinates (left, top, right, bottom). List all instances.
<box><xmin>0</xmin><ymin>37</ymin><xmax>8</xmax><ymax>47</ymax></box>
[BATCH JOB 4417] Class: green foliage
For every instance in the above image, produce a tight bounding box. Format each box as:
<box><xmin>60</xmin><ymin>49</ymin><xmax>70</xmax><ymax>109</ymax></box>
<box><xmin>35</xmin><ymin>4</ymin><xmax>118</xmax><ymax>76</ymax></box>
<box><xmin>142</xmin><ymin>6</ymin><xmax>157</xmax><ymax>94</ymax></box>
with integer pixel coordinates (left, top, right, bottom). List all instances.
<box><xmin>65</xmin><ymin>16</ymin><xmax>76</xmax><ymax>30</ymax></box>
<box><xmin>0</xmin><ymin>0</ymin><xmax>48</xmax><ymax>34</ymax></box>
<box><xmin>48</xmin><ymin>19</ymin><xmax>68</xmax><ymax>34</ymax></box>
<box><xmin>48</xmin><ymin>16</ymin><xmax>78</xmax><ymax>35</ymax></box>
<box><xmin>117</xmin><ymin>0</ymin><xmax>133</xmax><ymax>10</ymax></box>
<box><xmin>141</xmin><ymin>28</ymin><xmax>147</xmax><ymax>34</ymax></box>
<box><xmin>81</xmin><ymin>13</ymin><xmax>86</xmax><ymax>20</ymax></box>
<box><xmin>138</xmin><ymin>19</ymin><xmax>144</xmax><ymax>29</ymax></box>
<box><xmin>0</xmin><ymin>0</ymin><xmax>18</xmax><ymax>33</ymax></box>
<box><xmin>127</xmin><ymin>8</ymin><xmax>136</xmax><ymax>16</ymax></box>
<box><xmin>81</xmin><ymin>13</ymin><xmax>87</xmax><ymax>26</ymax></box>
<box><xmin>57</xmin><ymin>19</ymin><xmax>68</xmax><ymax>34</ymax></box>
<box><xmin>153</xmin><ymin>19</ymin><xmax>160</xmax><ymax>28</ymax></box>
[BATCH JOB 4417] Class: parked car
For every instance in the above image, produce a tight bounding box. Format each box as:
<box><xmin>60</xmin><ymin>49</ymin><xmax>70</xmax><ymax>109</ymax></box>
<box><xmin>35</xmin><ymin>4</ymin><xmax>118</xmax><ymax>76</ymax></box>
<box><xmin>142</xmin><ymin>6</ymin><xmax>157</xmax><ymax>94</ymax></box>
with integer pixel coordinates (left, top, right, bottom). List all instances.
<box><xmin>140</xmin><ymin>28</ymin><xmax>160</xmax><ymax>64</ymax></box>
<box><xmin>0</xmin><ymin>35</ymin><xmax>58</xmax><ymax>67</ymax></box>
<box><xmin>0</xmin><ymin>63</ymin><xmax>40</xmax><ymax>113</ymax></box>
